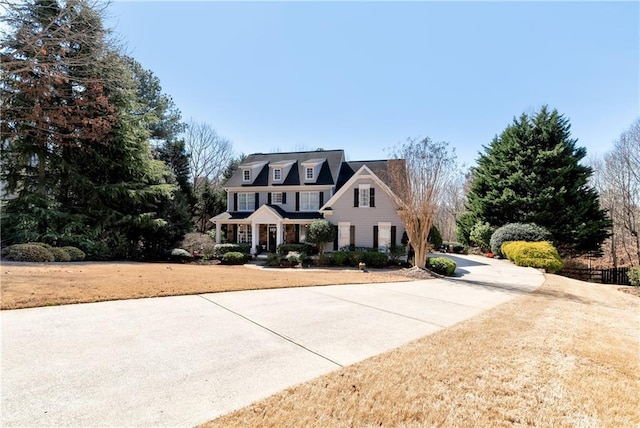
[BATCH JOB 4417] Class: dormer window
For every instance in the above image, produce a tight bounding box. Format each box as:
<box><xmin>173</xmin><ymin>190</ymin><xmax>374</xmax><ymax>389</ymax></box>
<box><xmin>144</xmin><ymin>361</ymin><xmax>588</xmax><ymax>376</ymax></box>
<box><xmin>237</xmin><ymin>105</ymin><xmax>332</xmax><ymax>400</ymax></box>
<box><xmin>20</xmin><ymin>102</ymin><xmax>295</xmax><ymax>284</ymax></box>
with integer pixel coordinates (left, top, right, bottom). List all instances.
<box><xmin>273</xmin><ymin>168</ymin><xmax>282</xmax><ymax>181</ymax></box>
<box><xmin>305</xmin><ymin>167</ymin><xmax>314</xmax><ymax>180</ymax></box>
<box><xmin>243</xmin><ymin>169</ymin><xmax>251</xmax><ymax>182</ymax></box>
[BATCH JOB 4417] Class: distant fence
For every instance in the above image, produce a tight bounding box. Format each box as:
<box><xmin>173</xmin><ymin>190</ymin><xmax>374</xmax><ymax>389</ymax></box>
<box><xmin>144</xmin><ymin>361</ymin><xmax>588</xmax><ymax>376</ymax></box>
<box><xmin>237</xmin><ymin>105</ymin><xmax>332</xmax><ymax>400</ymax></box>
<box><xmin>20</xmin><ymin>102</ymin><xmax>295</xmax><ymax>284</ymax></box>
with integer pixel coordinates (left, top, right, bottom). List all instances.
<box><xmin>559</xmin><ymin>267</ymin><xmax>631</xmax><ymax>286</ymax></box>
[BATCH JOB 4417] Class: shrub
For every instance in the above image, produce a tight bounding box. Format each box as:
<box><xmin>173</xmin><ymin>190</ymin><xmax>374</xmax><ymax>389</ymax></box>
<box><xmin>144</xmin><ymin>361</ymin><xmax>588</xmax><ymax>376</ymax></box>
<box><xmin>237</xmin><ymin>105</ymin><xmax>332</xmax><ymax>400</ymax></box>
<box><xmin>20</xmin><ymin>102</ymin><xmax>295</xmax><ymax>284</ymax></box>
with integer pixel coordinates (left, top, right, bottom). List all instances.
<box><xmin>628</xmin><ymin>266</ymin><xmax>640</xmax><ymax>286</ymax></box>
<box><xmin>2</xmin><ymin>244</ymin><xmax>55</xmax><ymax>262</ymax></box>
<box><xmin>330</xmin><ymin>251</ymin><xmax>350</xmax><ymax>266</ymax></box>
<box><xmin>50</xmin><ymin>247</ymin><xmax>71</xmax><ymax>262</ymax></box>
<box><xmin>181</xmin><ymin>232</ymin><xmax>216</xmax><ymax>258</ymax></box>
<box><xmin>358</xmin><ymin>251</ymin><xmax>389</xmax><ymax>268</ymax></box>
<box><xmin>388</xmin><ymin>245</ymin><xmax>407</xmax><ymax>264</ymax></box>
<box><xmin>266</xmin><ymin>253</ymin><xmax>281</xmax><ymax>267</ymax></box>
<box><xmin>222</xmin><ymin>251</ymin><xmax>248</xmax><ymax>265</ymax></box>
<box><xmin>470</xmin><ymin>221</ymin><xmax>493</xmax><ymax>252</ymax></box>
<box><xmin>26</xmin><ymin>242</ymin><xmax>53</xmax><ymax>249</ymax></box>
<box><xmin>490</xmin><ymin>223</ymin><xmax>552</xmax><ymax>258</ymax></box>
<box><xmin>428</xmin><ymin>225</ymin><xmax>443</xmax><ymax>250</ymax></box>
<box><xmin>428</xmin><ymin>257</ymin><xmax>457</xmax><ymax>276</ymax></box>
<box><xmin>501</xmin><ymin>241</ymin><xmax>563</xmax><ymax>273</ymax></box>
<box><xmin>441</xmin><ymin>241</ymin><xmax>467</xmax><ymax>254</ymax></box>
<box><xmin>170</xmin><ymin>248</ymin><xmax>193</xmax><ymax>263</ymax></box>
<box><xmin>62</xmin><ymin>246</ymin><xmax>86</xmax><ymax>261</ymax></box>
<box><xmin>277</xmin><ymin>243</ymin><xmax>317</xmax><ymax>256</ymax></box>
<box><xmin>213</xmin><ymin>243</ymin><xmax>251</xmax><ymax>258</ymax></box>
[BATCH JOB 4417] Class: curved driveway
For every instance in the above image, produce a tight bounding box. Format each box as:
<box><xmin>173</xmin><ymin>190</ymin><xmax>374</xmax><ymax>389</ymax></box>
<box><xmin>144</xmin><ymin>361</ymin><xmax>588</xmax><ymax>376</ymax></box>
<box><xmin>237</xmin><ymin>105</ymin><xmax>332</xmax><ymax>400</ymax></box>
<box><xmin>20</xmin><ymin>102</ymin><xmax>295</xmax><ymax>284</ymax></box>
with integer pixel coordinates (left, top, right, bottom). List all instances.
<box><xmin>1</xmin><ymin>255</ymin><xmax>544</xmax><ymax>427</ymax></box>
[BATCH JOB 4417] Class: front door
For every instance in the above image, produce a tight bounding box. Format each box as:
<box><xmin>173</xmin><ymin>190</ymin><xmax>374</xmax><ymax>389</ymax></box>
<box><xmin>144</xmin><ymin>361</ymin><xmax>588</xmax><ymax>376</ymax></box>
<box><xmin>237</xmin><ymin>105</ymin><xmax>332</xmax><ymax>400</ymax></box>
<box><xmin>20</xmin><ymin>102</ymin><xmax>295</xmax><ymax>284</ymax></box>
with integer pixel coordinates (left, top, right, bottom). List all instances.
<box><xmin>268</xmin><ymin>225</ymin><xmax>277</xmax><ymax>252</ymax></box>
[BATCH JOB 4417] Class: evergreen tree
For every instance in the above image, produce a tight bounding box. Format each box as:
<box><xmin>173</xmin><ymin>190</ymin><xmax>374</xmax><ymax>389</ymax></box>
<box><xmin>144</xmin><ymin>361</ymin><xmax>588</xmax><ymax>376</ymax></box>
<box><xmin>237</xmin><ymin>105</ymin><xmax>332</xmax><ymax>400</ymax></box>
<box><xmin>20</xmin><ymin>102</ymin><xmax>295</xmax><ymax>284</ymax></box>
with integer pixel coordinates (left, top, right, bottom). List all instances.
<box><xmin>466</xmin><ymin>106</ymin><xmax>610</xmax><ymax>256</ymax></box>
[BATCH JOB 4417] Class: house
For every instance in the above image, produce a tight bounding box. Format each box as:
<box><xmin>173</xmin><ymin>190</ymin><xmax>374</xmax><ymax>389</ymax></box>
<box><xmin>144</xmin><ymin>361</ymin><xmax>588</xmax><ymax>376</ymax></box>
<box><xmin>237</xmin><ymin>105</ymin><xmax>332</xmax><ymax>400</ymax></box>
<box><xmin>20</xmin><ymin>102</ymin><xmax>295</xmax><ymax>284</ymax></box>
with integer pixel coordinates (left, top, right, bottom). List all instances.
<box><xmin>211</xmin><ymin>149</ymin><xmax>406</xmax><ymax>255</ymax></box>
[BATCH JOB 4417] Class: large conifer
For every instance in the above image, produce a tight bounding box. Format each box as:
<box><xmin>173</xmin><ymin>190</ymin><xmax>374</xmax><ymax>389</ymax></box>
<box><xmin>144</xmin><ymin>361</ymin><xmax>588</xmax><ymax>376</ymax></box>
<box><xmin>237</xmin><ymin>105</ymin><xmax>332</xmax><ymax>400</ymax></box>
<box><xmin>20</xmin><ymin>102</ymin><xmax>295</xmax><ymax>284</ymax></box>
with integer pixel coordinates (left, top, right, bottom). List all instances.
<box><xmin>466</xmin><ymin>106</ymin><xmax>610</xmax><ymax>256</ymax></box>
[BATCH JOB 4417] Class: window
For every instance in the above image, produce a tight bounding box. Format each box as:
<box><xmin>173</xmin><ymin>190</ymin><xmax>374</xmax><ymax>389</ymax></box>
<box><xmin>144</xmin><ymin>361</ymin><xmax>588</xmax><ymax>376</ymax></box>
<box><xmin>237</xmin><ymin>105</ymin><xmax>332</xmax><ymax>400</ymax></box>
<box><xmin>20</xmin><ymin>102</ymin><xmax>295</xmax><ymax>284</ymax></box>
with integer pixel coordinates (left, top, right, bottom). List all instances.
<box><xmin>272</xmin><ymin>192</ymin><xmax>283</xmax><ymax>204</ymax></box>
<box><xmin>238</xmin><ymin>193</ymin><xmax>255</xmax><ymax>211</ymax></box>
<box><xmin>300</xmin><ymin>192</ymin><xmax>319</xmax><ymax>211</ymax></box>
<box><xmin>273</xmin><ymin>168</ymin><xmax>282</xmax><ymax>181</ymax></box>
<box><xmin>243</xmin><ymin>169</ymin><xmax>251</xmax><ymax>182</ymax></box>
<box><xmin>359</xmin><ymin>187</ymin><xmax>370</xmax><ymax>207</ymax></box>
<box><xmin>305</xmin><ymin>167</ymin><xmax>314</xmax><ymax>180</ymax></box>
<box><xmin>237</xmin><ymin>224</ymin><xmax>252</xmax><ymax>244</ymax></box>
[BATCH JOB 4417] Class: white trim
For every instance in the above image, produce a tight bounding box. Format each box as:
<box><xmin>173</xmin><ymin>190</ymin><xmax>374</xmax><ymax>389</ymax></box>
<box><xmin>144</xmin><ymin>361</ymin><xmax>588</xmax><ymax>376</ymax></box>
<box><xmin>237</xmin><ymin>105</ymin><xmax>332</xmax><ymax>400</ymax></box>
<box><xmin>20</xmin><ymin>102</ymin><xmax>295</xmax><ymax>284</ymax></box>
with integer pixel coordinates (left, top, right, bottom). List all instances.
<box><xmin>271</xmin><ymin>191</ymin><xmax>283</xmax><ymax>204</ymax></box>
<box><xmin>273</xmin><ymin>168</ymin><xmax>282</xmax><ymax>181</ymax></box>
<box><xmin>242</xmin><ymin>169</ymin><xmax>251</xmax><ymax>182</ymax></box>
<box><xmin>320</xmin><ymin>165</ymin><xmax>401</xmax><ymax>211</ymax></box>
<box><xmin>338</xmin><ymin>221</ymin><xmax>351</xmax><ymax>248</ymax></box>
<box><xmin>225</xmin><ymin>185</ymin><xmax>333</xmax><ymax>192</ymax></box>
<box><xmin>304</xmin><ymin>166</ymin><xmax>314</xmax><ymax>181</ymax></box>
<box><xmin>237</xmin><ymin>192</ymin><xmax>255</xmax><ymax>211</ymax></box>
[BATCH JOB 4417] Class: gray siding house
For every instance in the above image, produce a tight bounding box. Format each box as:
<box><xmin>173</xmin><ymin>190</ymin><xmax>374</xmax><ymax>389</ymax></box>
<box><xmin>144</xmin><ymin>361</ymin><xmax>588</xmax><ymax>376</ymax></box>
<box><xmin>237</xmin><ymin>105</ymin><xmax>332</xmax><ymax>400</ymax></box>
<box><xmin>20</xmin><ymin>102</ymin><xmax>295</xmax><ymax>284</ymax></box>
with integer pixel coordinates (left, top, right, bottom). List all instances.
<box><xmin>211</xmin><ymin>149</ymin><xmax>406</xmax><ymax>254</ymax></box>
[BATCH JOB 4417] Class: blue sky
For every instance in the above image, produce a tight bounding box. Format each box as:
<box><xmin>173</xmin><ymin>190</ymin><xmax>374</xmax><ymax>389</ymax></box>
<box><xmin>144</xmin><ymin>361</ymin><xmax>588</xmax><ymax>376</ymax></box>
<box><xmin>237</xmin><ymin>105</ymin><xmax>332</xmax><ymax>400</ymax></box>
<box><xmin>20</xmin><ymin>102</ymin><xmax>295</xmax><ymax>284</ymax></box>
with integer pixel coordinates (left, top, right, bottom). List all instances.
<box><xmin>108</xmin><ymin>1</ymin><xmax>639</xmax><ymax>168</ymax></box>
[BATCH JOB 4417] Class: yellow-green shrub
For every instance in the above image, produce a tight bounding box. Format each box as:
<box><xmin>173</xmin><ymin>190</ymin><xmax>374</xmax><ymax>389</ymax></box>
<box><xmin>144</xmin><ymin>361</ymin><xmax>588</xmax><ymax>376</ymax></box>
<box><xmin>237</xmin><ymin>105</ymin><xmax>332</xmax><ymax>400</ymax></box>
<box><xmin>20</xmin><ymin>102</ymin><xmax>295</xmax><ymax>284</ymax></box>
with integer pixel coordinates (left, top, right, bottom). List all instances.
<box><xmin>501</xmin><ymin>241</ymin><xmax>563</xmax><ymax>273</ymax></box>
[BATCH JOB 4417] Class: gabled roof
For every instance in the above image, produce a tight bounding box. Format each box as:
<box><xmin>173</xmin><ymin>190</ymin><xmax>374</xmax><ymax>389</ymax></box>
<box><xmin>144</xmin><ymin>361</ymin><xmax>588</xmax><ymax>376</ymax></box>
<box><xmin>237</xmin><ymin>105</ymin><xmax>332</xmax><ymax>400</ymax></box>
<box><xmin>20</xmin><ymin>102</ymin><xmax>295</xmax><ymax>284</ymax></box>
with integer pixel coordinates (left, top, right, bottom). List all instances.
<box><xmin>224</xmin><ymin>150</ymin><xmax>345</xmax><ymax>187</ymax></box>
<box><xmin>322</xmin><ymin>162</ymin><xmax>404</xmax><ymax>211</ymax></box>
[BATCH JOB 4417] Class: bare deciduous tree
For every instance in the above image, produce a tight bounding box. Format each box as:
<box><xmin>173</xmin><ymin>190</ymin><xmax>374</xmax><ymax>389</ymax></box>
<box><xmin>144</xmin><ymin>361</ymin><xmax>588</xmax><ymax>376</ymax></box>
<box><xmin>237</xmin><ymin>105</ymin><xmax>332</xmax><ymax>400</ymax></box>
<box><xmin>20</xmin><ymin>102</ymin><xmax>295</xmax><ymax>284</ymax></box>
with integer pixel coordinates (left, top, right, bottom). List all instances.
<box><xmin>590</xmin><ymin>118</ymin><xmax>640</xmax><ymax>266</ymax></box>
<box><xmin>182</xmin><ymin>120</ymin><xmax>234</xmax><ymax>189</ymax></box>
<box><xmin>388</xmin><ymin>137</ymin><xmax>457</xmax><ymax>269</ymax></box>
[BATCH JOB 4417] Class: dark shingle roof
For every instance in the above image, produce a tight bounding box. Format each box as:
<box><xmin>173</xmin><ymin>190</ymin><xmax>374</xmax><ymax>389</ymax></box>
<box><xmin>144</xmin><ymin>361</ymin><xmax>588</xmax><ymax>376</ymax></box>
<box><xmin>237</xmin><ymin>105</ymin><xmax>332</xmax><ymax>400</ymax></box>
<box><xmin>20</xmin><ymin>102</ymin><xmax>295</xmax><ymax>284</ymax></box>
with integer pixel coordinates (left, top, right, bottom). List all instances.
<box><xmin>224</xmin><ymin>150</ymin><xmax>345</xmax><ymax>187</ymax></box>
<box><xmin>335</xmin><ymin>159</ymin><xmax>404</xmax><ymax>192</ymax></box>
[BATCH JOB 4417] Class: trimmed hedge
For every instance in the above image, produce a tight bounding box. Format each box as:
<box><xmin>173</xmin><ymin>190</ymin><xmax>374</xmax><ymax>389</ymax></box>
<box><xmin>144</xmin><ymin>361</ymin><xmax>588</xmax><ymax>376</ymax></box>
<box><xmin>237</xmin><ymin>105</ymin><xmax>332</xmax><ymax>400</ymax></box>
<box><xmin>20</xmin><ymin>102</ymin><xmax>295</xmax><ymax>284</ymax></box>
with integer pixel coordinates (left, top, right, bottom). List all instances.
<box><xmin>50</xmin><ymin>247</ymin><xmax>71</xmax><ymax>262</ymax></box>
<box><xmin>328</xmin><ymin>250</ymin><xmax>389</xmax><ymax>268</ymax></box>
<box><xmin>213</xmin><ymin>243</ymin><xmax>251</xmax><ymax>258</ymax></box>
<box><xmin>501</xmin><ymin>241</ymin><xmax>563</xmax><ymax>273</ymax></box>
<box><xmin>277</xmin><ymin>243</ymin><xmax>317</xmax><ymax>256</ymax></box>
<box><xmin>428</xmin><ymin>257</ymin><xmax>457</xmax><ymax>276</ymax></box>
<box><xmin>222</xmin><ymin>251</ymin><xmax>249</xmax><ymax>265</ymax></box>
<box><xmin>358</xmin><ymin>251</ymin><xmax>389</xmax><ymax>268</ymax></box>
<box><xmin>62</xmin><ymin>246</ymin><xmax>86</xmax><ymax>261</ymax></box>
<box><xmin>2</xmin><ymin>244</ymin><xmax>55</xmax><ymax>262</ymax></box>
<box><xmin>490</xmin><ymin>223</ymin><xmax>551</xmax><ymax>258</ymax></box>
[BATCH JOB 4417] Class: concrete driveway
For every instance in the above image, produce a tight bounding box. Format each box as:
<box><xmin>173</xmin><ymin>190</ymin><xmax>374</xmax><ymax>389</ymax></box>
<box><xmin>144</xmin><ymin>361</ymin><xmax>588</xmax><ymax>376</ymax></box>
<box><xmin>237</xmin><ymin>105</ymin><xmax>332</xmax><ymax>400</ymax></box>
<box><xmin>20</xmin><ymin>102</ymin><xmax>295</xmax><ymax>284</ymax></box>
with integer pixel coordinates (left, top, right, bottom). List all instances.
<box><xmin>1</xmin><ymin>255</ymin><xmax>544</xmax><ymax>427</ymax></box>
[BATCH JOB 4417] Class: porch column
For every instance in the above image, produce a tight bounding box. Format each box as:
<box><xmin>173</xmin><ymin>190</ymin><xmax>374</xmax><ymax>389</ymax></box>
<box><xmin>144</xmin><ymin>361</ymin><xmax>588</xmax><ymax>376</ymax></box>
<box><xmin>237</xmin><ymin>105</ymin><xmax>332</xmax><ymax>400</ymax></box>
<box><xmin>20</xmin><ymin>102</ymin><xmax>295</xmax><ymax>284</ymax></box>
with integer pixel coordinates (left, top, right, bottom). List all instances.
<box><xmin>276</xmin><ymin>222</ymin><xmax>283</xmax><ymax>247</ymax></box>
<box><xmin>215</xmin><ymin>222</ymin><xmax>222</xmax><ymax>244</ymax></box>
<box><xmin>251</xmin><ymin>222</ymin><xmax>258</xmax><ymax>255</ymax></box>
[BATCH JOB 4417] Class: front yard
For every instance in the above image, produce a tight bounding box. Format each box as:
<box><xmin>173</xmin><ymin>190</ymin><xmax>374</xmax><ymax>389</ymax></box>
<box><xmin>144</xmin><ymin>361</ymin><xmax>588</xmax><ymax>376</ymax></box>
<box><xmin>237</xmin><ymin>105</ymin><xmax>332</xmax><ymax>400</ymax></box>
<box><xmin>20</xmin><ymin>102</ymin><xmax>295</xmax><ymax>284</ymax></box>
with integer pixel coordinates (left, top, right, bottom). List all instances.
<box><xmin>0</xmin><ymin>262</ymin><xmax>409</xmax><ymax>310</ymax></box>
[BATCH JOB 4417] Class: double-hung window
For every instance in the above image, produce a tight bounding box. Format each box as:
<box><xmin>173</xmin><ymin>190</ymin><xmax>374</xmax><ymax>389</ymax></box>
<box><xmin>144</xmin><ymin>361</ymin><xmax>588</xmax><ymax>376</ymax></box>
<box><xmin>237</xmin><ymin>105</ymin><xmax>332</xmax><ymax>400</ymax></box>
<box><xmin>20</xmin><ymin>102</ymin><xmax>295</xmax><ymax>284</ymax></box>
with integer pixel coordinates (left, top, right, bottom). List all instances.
<box><xmin>300</xmin><ymin>192</ymin><xmax>319</xmax><ymax>211</ymax></box>
<box><xmin>243</xmin><ymin>169</ymin><xmax>251</xmax><ymax>182</ymax></box>
<box><xmin>359</xmin><ymin>186</ymin><xmax>370</xmax><ymax>207</ymax></box>
<box><xmin>271</xmin><ymin>192</ymin><xmax>283</xmax><ymax>204</ymax></box>
<box><xmin>273</xmin><ymin>168</ymin><xmax>282</xmax><ymax>181</ymax></box>
<box><xmin>238</xmin><ymin>193</ymin><xmax>255</xmax><ymax>211</ymax></box>
<box><xmin>237</xmin><ymin>224</ymin><xmax>252</xmax><ymax>244</ymax></box>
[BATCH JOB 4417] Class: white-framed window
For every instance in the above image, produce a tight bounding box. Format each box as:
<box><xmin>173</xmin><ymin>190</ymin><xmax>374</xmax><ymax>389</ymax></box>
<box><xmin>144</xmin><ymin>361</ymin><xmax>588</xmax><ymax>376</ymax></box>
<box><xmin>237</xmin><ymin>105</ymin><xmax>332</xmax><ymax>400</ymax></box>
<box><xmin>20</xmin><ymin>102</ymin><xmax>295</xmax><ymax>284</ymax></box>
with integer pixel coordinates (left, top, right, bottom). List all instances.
<box><xmin>338</xmin><ymin>222</ymin><xmax>351</xmax><ymax>249</ymax></box>
<box><xmin>238</xmin><ymin>193</ymin><xmax>255</xmax><ymax>211</ymax></box>
<box><xmin>242</xmin><ymin>169</ymin><xmax>251</xmax><ymax>182</ymax></box>
<box><xmin>300</xmin><ymin>191</ymin><xmax>319</xmax><ymax>211</ymax></box>
<box><xmin>359</xmin><ymin>184</ymin><xmax>370</xmax><ymax>207</ymax></box>
<box><xmin>237</xmin><ymin>224</ymin><xmax>252</xmax><ymax>244</ymax></box>
<box><xmin>272</xmin><ymin>192</ymin><xmax>283</xmax><ymax>204</ymax></box>
<box><xmin>273</xmin><ymin>168</ymin><xmax>282</xmax><ymax>181</ymax></box>
<box><xmin>305</xmin><ymin>167</ymin><xmax>314</xmax><ymax>180</ymax></box>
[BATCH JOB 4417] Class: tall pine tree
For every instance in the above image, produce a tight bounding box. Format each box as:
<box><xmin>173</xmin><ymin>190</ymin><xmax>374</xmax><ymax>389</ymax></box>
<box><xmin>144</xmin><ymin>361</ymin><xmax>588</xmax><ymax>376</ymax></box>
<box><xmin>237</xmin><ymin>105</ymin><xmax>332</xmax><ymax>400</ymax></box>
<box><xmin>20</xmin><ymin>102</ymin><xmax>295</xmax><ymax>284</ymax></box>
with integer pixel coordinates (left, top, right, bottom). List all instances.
<box><xmin>466</xmin><ymin>106</ymin><xmax>610</xmax><ymax>256</ymax></box>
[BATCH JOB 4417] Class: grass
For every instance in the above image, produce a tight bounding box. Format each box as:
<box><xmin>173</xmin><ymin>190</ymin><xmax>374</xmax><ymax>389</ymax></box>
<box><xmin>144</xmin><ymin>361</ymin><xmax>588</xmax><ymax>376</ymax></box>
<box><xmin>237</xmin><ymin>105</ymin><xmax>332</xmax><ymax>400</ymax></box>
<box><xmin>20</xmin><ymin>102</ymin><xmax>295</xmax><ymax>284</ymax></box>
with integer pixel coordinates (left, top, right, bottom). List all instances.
<box><xmin>203</xmin><ymin>274</ymin><xmax>640</xmax><ymax>427</ymax></box>
<box><xmin>0</xmin><ymin>261</ymin><xmax>409</xmax><ymax>310</ymax></box>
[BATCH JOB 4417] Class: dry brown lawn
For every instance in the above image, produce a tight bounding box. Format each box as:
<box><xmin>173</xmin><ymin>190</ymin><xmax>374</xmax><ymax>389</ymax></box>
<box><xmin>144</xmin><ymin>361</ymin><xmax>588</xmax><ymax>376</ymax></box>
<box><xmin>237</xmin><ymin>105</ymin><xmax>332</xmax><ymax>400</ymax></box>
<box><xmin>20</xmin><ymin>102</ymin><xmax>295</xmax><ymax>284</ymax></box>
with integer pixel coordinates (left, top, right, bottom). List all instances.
<box><xmin>0</xmin><ymin>262</ymin><xmax>408</xmax><ymax>310</ymax></box>
<box><xmin>204</xmin><ymin>275</ymin><xmax>640</xmax><ymax>428</ymax></box>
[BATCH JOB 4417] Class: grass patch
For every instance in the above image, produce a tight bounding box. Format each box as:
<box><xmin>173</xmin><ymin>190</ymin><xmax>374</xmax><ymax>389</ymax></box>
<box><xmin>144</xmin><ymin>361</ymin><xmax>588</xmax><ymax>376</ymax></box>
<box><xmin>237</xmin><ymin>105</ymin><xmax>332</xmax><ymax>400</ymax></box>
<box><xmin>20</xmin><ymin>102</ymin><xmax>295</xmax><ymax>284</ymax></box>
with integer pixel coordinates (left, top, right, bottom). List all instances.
<box><xmin>203</xmin><ymin>275</ymin><xmax>640</xmax><ymax>427</ymax></box>
<box><xmin>0</xmin><ymin>262</ymin><xmax>409</xmax><ymax>310</ymax></box>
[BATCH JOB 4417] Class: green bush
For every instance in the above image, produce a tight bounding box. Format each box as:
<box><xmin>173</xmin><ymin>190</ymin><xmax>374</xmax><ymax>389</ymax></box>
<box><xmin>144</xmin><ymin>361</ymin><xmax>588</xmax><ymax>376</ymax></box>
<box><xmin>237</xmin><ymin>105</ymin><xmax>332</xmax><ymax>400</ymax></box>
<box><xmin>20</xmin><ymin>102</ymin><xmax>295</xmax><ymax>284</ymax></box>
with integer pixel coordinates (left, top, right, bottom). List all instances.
<box><xmin>3</xmin><ymin>244</ymin><xmax>55</xmax><ymax>262</ymax></box>
<box><xmin>222</xmin><ymin>251</ymin><xmax>248</xmax><ymax>265</ymax></box>
<box><xmin>428</xmin><ymin>257</ymin><xmax>457</xmax><ymax>276</ymax></box>
<box><xmin>50</xmin><ymin>247</ymin><xmax>71</xmax><ymax>262</ymax></box>
<box><xmin>441</xmin><ymin>241</ymin><xmax>467</xmax><ymax>254</ymax></box>
<box><xmin>62</xmin><ymin>246</ymin><xmax>86</xmax><ymax>261</ymax></box>
<box><xmin>358</xmin><ymin>251</ymin><xmax>389</xmax><ymax>268</ymax></box>
<box><xmin>277</xmin><ymin>243</ymin><xmax>317</xmax><ymax>256</ymax></box>
<box><xmin>213</xmin><ymin>243</ymin><xmax>251</xmax><ymax>258</ymax></box>
<box><xmin>428</xmin><ymin>225</ymin><xmax>443</xmax><ymax>250</ymax></box>
<box><xmin>329</xmin><ymin>251</ymin><xmax>350</xmax><ymax>266</ymax></box>
<box><xmin>181</xmin><ymin>232</ymin><xmax>216</xmax><ymax>258</ymax></box>
<box><xmin>501</xmin><ymin>241</ymin><xmax>563</xmax><ymax>273</ymax></box>
<box><xmin>266</xmin><ymin>253</ymin><xmax>281</xmax><ymax>267</ymax></box>
<box><xmin>470</xmin><ymin>221</ymin><xmax>493</xmax><ymax>252</ymax></box>
<box><xmin>627</xmin><ymin>266</ymin><xmax>640</xmax><ymax>286</ymax></box>
<box><xmin>388</xmin><ymin>245</ymin><xmax>407</xmax><ymax>263</ymax></box>
<box><xmin>490</xmin><ymin>223</ymin><xmax>552</xmax><ymax>258</ymax></box>
<box><xmin>26</xmin><ymin>242</ymin><xmax>53</xmax><ymax>249</ymax></box>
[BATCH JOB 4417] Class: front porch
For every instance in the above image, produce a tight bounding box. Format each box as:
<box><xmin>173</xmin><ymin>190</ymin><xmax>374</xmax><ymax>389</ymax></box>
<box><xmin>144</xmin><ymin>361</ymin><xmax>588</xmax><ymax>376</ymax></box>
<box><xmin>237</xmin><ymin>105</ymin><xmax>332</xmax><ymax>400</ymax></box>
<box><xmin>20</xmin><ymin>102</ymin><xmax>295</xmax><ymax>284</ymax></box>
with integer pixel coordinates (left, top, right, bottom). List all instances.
<box><xmin>210</xmin><ymin>205</ymin><xmax>322</xmax><ymax>255</ymax></box>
